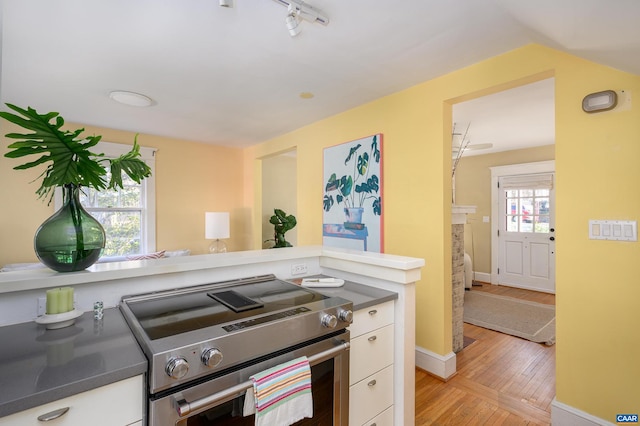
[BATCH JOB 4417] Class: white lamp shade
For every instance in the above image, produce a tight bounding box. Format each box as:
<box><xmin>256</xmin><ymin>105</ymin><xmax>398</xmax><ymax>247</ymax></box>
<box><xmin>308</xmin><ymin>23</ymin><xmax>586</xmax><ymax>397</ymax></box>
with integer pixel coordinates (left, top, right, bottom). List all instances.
<box><xmin>205</xmin><ymin>212</ymin><xmax>230</xmax><ymax>239</ymax></box>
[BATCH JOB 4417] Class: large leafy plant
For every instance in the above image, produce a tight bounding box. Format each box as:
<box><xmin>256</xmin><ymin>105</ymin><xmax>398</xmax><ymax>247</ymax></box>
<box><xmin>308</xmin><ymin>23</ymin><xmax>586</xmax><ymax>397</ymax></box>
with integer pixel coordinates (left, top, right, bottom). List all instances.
<box><xmin>265</xmin><ymin>208</ymin><xmax>297</xmax><ymax>248</ymax></box>
<box><xmin>323</xmin><ymin>134</ymin><xmax>381</xmax><ymax>216</ymax></box>
<box><xmin>0</xmin><ymin>103</ymin><xmax>152</xmax><ymax>203</ymax></box>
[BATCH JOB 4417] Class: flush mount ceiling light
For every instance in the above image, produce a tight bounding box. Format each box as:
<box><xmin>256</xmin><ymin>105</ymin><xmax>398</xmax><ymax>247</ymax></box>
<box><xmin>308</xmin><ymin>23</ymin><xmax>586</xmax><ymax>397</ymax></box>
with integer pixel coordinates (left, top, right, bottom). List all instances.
<box><xmin>109</xmin><ymin>90</ymin><xmax>154</xmax><ymax>107</ymax></box>
<box><xmin>219</xmin><ymin>0</ymin><xmax>233</xmax><ymax>8</ymax></box>
<box><xmin>272</xmin><ymin>0</ymin><xmax>329</xmax><ymax>37</ymax></box>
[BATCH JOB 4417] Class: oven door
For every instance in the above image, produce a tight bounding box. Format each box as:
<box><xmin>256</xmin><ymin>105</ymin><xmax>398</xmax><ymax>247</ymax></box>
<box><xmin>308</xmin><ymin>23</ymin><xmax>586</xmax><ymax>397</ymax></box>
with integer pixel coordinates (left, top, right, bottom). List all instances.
<box><xmin>149</xmin><ymin>332</ymin><xmax>350</xmax><ymax>426</ymax></box>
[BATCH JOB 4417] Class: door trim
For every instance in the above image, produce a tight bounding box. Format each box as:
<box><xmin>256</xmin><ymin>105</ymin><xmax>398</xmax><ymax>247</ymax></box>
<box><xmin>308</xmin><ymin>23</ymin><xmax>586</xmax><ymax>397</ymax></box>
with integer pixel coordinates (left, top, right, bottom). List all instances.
<box><xmin>490</xmin><ymin>160</ymin><xmax>555</xmax><ymax>286</ymax></box>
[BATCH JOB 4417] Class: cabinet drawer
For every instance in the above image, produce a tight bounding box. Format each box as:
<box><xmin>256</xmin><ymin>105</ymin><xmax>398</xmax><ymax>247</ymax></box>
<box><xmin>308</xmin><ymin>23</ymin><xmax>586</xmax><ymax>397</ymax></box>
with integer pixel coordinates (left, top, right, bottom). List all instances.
<box><xmin>349</xmin><ymin>365</ymin><xmax>393</xmax><ymax>426</ymax></box>
<box><xmin>349</xmin><ymin>324</ymin><xmax>394</xmax><ymax>385</ymax></box>
<box><xmin>362</xmin><ymin>405</ymin><xmax>394</xmax><ymax>426</ymax></box>
<box><xmin>350</xmin><ymin>300</ymin><xmax>394</xmax><ymax>337</ymax></box>
<box><xmin>0</xmin><ymin>375</ymin><xmax>143</xmax><ymax>426</ymax></box>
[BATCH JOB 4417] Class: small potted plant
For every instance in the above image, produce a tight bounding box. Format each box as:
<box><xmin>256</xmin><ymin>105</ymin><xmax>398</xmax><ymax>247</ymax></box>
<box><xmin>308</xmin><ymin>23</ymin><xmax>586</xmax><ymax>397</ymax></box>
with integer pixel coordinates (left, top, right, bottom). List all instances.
<box><xmin>323</xmin><ymin>134</ymin><xmax>381</xmax><ymax>228</ymax></box>
<box><xmin>0</xmin><ymin>104</ymin><xmax>152</xmax><ymax>272</ymax></box>
<box><xmin>264</xmin><ymin>209</ymin><xmax>297</xmax><ymax>248</ymax></box>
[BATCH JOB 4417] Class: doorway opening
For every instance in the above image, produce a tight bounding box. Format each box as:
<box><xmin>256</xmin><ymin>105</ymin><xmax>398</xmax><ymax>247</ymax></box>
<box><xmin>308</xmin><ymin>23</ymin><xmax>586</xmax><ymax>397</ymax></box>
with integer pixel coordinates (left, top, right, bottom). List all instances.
<box><xmin>451</xmin><ymin>77</ymin><xmax>556</xmax><ymax>290</ymax></box>
<box><xmin>261</xmin><ymin>149</ymin><xmax>297</xmax><ymax>248</ymax></box>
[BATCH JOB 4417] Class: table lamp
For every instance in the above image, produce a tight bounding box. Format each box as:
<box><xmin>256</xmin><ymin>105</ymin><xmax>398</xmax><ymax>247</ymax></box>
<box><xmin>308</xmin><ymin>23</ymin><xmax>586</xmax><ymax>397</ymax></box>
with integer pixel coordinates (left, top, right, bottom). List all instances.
<box><xmin>205</xmin><ymin>212</ymin><xmax>230</xmax><ymax>253</ymax></box>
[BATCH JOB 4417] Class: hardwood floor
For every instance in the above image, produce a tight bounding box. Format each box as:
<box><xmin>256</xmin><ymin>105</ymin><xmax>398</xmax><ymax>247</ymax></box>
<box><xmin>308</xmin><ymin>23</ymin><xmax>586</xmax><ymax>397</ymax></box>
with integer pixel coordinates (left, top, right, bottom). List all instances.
<box><xmin>415</xmin><ymin>283</ymin><xmax>556</xmax><ymax>425</ymax></box>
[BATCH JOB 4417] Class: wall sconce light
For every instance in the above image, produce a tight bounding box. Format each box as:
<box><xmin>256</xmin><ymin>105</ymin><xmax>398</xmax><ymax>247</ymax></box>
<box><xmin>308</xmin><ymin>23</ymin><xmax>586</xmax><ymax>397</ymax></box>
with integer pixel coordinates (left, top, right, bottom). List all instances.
<box><xmin>205</xmin><ymin>212</ymin><xmax>230</xmax><ymax>253</ymax></box>
<box><xmin>582</xmin><ymin>90</ymin><xmax>617</xmax><ymax>113</ymax></box>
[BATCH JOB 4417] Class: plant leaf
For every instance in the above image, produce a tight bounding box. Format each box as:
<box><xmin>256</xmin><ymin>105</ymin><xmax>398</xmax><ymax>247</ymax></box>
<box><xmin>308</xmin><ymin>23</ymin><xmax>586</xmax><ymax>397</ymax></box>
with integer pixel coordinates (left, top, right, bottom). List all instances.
<box><xmin>373</xmin><ymin>197</ymin><xmax>382</xmax><ymax>215</ymax></box>
<box><xmin>1</xmin><ymin>105</ymin><xmax>152</xmax><ymax>201</ymax></box>
<box><xmin>107</xmin><ymin>136</ymin><xmax>152</xmax><ymax>190</ymax></box>
<box><xmin>371</xmin><ymin>135</ymin><xmax>380</xmax><ymax>163</ymax></box>
<box><xmin>357</xmin><ymin>152</ymin><xmax>369</xmax><ymax>175</ymax></box>
<box><xmin>344</xmin><ymin>143</ymin><xmax>361</xmax><ymax>165</ymax></box>
<box><xmin>339</xmin><ymin>175</ymin><xmax>353</xmax><ymax>197</ymax></box>
<box><xmin>323</xmin><ymin>195</ymin><xmax>334</xmax><ymax>211</ymax></box>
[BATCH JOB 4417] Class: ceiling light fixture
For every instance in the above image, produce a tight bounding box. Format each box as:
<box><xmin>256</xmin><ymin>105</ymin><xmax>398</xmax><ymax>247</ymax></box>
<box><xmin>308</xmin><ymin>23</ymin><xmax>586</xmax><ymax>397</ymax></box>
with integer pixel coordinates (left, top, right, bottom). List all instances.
<box><xmin>219</xmin><ymin>0</ymin><xmax>233</xmax><ymax>8</ymax></box>
<box><xmin>285</xmin><ymin>4</ymin><xmax>301</xmax><ymax>37</ymax></box>
<box><xmin>272</xmin><ymin>0</ymin><xmax>329</xmax><ymax>37</ymax></box>
<box><xmin>109</xmin><ymin>90</ymin><xmax>154</xmax><ymax>107</ymax></box>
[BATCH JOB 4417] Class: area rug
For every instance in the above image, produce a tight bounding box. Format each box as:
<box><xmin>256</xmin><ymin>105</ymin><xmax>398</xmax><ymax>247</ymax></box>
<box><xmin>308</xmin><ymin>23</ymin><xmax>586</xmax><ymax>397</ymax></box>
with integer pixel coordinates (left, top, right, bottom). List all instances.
<box><xmin>463</xmin><ymin>291</ymin><xmax>556</xmax><ymax>345</ymax></box>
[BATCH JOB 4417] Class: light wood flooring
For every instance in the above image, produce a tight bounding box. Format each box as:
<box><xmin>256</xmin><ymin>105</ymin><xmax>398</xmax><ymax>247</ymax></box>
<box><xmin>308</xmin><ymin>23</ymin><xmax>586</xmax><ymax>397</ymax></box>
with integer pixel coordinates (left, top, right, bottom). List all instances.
<box><xmin>415</xmin><ymin>283</ymin><xmax>556</xmax><ymax>425</ymax></box>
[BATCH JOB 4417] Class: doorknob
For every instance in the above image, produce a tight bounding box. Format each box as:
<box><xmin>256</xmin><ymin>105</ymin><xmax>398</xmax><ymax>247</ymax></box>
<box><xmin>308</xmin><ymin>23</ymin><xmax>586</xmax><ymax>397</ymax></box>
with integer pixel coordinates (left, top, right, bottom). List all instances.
<box><xmin>549</xmin><ymin>236</ymin><xmax>555</xmax><ymax>241</ymax></box>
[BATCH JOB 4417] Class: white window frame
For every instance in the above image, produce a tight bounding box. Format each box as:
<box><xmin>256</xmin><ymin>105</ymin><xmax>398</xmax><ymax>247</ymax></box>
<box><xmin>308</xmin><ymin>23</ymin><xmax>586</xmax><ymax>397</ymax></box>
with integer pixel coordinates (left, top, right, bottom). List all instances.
<box><xmin>54</xmin><ymin>141</ymin><xmax>157</xmax><ymax>256</ymax></box>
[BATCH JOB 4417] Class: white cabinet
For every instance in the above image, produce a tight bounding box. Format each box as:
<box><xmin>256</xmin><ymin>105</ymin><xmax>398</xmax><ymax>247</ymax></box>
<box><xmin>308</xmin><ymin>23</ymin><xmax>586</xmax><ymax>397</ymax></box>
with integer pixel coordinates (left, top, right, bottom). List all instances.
<box><xmin>363</xmin><ymin>405</ymin><xmax>394</xmax><ymax>426</ymax></box>
<box><xmin>349</xmin><ymin>300</ymin><xmax>394</xmax><ymax>426</ymax></box>
<box><xmin>0</xmin><ymin>375</ymin><xmax>144</xmax><ymax>426</ymax></box>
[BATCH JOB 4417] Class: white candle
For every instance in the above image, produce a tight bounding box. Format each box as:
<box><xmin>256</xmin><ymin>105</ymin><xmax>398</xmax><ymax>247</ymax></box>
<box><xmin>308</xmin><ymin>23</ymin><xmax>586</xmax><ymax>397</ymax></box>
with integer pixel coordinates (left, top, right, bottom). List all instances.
<box><xmin>61</xmin><ymin>287</ymin><xmax>74</xmax><ymax>313</ymax></box>
<box><xmin>46</xmin><ymin>288</ymin><xmax>59</xmax><ymax>315</ymax></box>
<box><xmin>45</xmin><ymin>287</ymin><xmax>74</xmax><ymax>314</ymax></box>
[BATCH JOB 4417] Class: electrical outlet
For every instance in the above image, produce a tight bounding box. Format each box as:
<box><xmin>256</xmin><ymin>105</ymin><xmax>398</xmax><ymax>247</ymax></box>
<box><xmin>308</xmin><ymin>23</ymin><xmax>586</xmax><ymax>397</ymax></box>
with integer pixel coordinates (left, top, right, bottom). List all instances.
<box><xmin>291</xmin><ymin>263</ymin><xmax>308</xmax><ymax>276</ymax></box>
<box><xmin>37</xmin><ymin>297</ymin><xmax>46</xmax><ymax>316</ymax></box>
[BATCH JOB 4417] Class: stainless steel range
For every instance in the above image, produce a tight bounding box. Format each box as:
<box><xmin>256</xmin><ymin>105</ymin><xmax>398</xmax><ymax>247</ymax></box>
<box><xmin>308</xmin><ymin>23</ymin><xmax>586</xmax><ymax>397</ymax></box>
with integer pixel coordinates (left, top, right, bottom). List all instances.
<box><xmin>120</xmin><ymin>274</ymin><xmax>352</xmax><ymax>426</ymax></box>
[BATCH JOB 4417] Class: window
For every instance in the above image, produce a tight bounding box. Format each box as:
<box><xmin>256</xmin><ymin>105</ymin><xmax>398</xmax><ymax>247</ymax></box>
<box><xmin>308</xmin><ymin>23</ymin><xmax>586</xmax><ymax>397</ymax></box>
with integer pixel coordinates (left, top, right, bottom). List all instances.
<box><xmin>505</xmin><ymin>188</ymin><xmax>550</xmax><ymax>233</ymax></box>
<box><xmin>55</xmin><ymin>141</ymin><xmax>156</xmax><ymax>257</ymax></box>
<box><xmin>501</xmin><ymin>172</ymin><xmax>553</xmax><ymax>233</ymax></box>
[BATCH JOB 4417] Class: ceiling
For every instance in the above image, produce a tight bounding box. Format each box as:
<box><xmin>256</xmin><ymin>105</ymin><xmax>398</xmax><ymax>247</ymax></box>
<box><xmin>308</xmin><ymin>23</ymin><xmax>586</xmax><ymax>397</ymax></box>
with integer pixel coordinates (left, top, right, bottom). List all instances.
<box><xmin>453</xmin><ymin>78</ymin><xmax>555</xmax><ymax>157</ymax></box>
<box><xmin>1</xmin><ymin>0</ymin><xmax>639</xmax><ymax>149</ymax></box>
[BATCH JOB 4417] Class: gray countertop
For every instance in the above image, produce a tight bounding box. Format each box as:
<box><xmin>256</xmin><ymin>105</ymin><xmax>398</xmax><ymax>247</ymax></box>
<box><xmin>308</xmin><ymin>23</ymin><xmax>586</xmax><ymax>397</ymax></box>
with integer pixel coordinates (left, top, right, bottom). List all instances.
<box><xmin>289</xmin><ymin>276</ymin><xmax>398</xmax><ymax>310</ymax></box>
<box><xmin>0</xmin><ymin>308</ymin><xmax>147</xmax><ymax>418</ymax></box>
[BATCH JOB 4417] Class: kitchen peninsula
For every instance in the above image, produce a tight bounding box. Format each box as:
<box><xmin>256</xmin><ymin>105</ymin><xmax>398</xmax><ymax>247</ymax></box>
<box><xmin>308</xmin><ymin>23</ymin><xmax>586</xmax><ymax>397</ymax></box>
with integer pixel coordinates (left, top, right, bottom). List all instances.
<box><xmin>0</xmin><ymin>246</ymin><xmax>424</xmax><ymax>426</ymax></box>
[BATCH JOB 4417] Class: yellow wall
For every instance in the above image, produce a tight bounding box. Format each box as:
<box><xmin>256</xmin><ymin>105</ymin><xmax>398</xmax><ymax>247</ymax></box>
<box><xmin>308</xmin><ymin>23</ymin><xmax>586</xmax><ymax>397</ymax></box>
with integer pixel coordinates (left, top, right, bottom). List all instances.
<box><xmin>455</xmin><ymin>144</ymin><xmax>555</xmax><ymax>274</ymax></box>
<box><xmin>0</xmin><ymin>122</ymin><xmax>249</xmax><ymax>265</ymax></box>
<box><xmin>246</xmin><ymin>44</ymin><xmax>640</xmax><ymax>420</ymax></box>
<box><xmin>261</xmin><ymin>152</ymin><xmax>298</xmax><ymax>248</ymax></box>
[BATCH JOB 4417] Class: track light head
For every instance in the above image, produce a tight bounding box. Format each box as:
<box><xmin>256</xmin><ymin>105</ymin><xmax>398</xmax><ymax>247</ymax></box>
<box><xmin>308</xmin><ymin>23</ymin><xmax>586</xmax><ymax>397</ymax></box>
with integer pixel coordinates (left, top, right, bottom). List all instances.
<box><xmin>272</xmin><ymin>0</ymin><xmax>330</xmax><ymax>34</ymax></box>
<box><xmin>285</xmin><ymin>14</ymin><xmax>301</xmax><ymax>36</ymax></box>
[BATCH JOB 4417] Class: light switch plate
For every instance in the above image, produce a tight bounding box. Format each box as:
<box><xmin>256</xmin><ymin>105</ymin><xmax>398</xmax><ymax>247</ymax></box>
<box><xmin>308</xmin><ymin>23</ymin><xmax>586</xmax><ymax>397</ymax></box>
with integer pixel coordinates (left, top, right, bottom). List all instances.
<box><xmin>589</xmin><ymin>220</ymin><xmax>637</xmax><ymax>241</ymax></box>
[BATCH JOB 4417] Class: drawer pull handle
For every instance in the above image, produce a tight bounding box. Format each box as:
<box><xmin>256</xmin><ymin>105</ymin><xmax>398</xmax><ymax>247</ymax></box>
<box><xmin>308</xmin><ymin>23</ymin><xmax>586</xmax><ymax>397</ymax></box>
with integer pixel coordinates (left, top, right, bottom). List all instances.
<box><xmin>37</xmin><ymin>407</ymin><xmax>69</xmax><ymax>422</ymax></box>
<box><xmin>368</xmin><ymin>309</ymin><xmax>378</xmax><ymax>316</ymax></box>
<box><xmin>368</xmin><ymin>335</ymin><xmax>377</xmax><ymax>342</ymax></box>
<box><xmin>368</xmin><ymin>379</ymin><xmax>377</xmax><ymax>387</ymax></box>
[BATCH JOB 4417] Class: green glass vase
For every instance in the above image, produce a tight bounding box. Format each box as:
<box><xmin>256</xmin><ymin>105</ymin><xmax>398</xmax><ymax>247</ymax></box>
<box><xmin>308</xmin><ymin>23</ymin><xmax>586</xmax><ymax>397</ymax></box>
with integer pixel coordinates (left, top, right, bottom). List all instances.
<box><xmin>34</xmin><ymin>184</ymin><xmax>106</xmax><ymax>272</ymax></box>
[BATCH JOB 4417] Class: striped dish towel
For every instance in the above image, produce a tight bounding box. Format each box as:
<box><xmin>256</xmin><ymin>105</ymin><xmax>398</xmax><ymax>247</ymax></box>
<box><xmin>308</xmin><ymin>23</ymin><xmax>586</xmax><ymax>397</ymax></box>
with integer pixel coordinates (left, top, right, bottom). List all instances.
<box><xmin>243</xmin><ymin>356</ymin><xmax>313</xmax><ymax>426</ymax></box>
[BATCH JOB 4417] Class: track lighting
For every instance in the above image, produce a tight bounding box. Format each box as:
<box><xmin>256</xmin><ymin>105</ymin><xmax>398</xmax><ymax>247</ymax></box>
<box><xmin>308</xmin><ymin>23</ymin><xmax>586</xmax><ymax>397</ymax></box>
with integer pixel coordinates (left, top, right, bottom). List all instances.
<box><xmin>272</xmin><ymin>0</ymin><xmax>329</xmax><ymax>37</ymax></box>
<box><xmin>285</xmin><ymin>6</ymin><xmax>302</xmax><ymax>37</ymax></box>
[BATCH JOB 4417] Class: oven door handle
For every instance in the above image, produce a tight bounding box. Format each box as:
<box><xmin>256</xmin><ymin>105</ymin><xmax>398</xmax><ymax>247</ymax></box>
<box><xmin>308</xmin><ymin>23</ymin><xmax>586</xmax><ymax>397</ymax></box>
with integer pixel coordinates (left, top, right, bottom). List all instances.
<box><xmin>174</xmin><ymin>340</ymin><xmax>350</xmax><ymax>417</ymax></box>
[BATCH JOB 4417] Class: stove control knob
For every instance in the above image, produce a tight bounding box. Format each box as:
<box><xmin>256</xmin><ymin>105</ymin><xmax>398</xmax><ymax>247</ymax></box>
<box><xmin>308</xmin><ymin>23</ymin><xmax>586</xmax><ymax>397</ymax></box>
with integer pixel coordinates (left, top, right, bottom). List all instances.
<box><xmin>321</xmin><ymin>313</ymin><xmax>338</xmax><ymax>329</ymax></box>
<box><xmin>165</xmin><ymin>357</ymin><xmax>189</xmax><ymax>380</ymax></box>
<box><xmin>201</xmin><ymin>348</ymin><xmax>223</xmax><ymax>368</ymax></box>
<box><xmin>338</xmin><ymin>309</ymin><xmax>353</xmax><ymax>323</ymax></box>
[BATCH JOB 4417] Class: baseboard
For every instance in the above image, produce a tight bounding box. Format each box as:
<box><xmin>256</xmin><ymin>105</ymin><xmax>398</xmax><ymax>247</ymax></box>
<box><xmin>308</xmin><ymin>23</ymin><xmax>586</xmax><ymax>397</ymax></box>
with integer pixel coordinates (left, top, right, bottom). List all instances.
<box><xmin>415</xmin><ymin>346</ymin><xmax>456</xmax><ymax>380</ymax></box>
<box><xmin>551</xmin><ymin>399</ymin><xmax>615</xmax><ymax>425</ymax></box>
<box><xmin>473</xmin><ymin>271</ymin><xmax>491</xmax><ymax>284</ymax></box>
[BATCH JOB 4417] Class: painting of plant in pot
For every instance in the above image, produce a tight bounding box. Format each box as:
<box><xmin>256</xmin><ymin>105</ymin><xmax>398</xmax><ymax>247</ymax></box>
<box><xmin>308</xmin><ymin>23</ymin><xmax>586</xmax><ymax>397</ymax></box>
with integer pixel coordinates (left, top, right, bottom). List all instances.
<box><xmin>322</xmin><ymin>134</ymin><xmax>383</xmax><ymax>252</ymax></box>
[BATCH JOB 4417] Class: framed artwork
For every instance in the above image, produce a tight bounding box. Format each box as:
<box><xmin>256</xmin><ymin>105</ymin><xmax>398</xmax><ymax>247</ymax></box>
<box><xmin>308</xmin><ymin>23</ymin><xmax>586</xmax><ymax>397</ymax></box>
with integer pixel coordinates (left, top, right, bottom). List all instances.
<box><xmin>322</xmin><ymin>134</ymin><xmax>383</xmax><ymax>252</ymax></box>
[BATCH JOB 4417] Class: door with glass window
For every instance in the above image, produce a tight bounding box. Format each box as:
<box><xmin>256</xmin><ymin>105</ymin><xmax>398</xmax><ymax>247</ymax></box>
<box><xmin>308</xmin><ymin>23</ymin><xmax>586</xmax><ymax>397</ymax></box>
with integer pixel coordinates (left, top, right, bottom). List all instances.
<box><xmin>497</xmin><ymin>173</ymin><xmax>555</xmax><ymax>293</ymax></box>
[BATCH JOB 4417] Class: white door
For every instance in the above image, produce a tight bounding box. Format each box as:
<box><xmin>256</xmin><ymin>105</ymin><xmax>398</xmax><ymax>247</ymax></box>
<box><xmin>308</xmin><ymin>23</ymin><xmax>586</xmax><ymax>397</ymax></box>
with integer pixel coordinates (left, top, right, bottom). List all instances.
<box><xmin>497</xmin><ymin>173</ymin><xmax>555</xmax><ymax>293</ymax></box>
